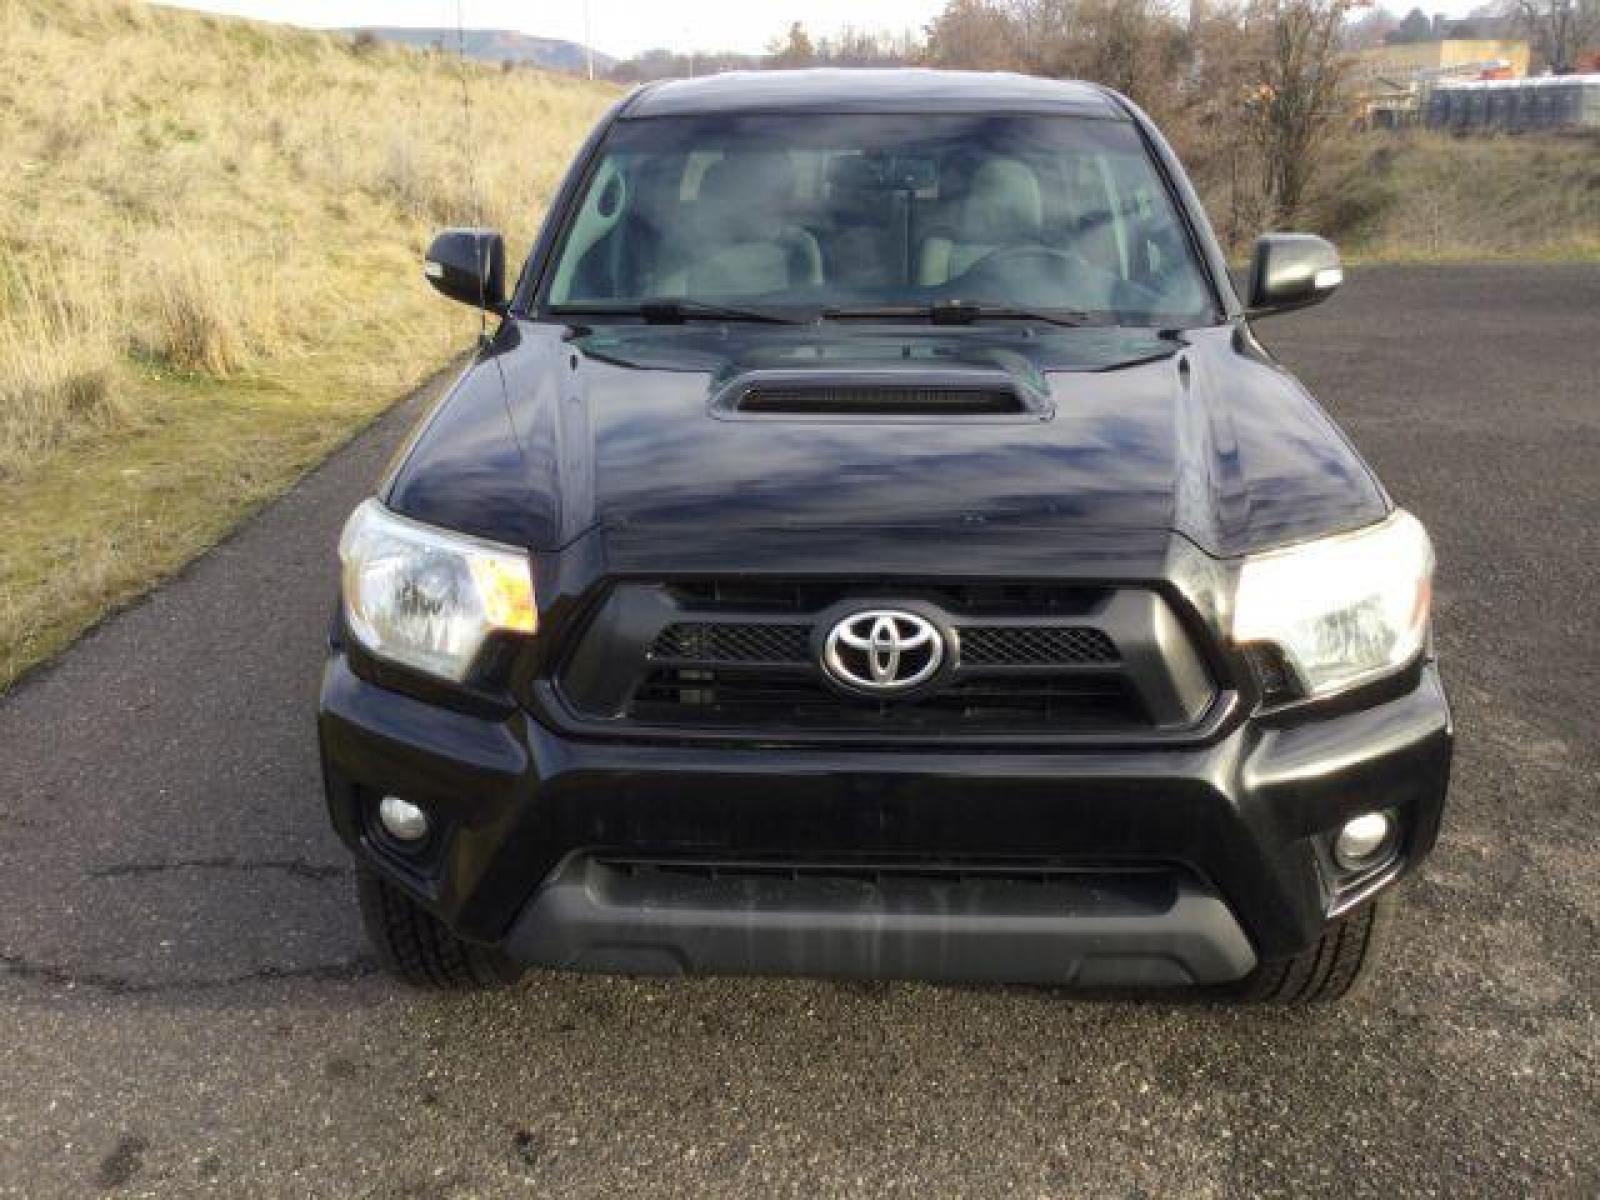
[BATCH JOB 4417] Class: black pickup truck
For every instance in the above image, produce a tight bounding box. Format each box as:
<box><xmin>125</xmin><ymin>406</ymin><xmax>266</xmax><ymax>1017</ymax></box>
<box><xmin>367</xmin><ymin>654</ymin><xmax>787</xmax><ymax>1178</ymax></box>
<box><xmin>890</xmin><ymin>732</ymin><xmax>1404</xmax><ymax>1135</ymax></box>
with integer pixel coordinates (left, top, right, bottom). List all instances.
<box><xmin>320</xmin><ymin>70</ymin><xmax>1451</xmax><ymax>1003</ymax></box>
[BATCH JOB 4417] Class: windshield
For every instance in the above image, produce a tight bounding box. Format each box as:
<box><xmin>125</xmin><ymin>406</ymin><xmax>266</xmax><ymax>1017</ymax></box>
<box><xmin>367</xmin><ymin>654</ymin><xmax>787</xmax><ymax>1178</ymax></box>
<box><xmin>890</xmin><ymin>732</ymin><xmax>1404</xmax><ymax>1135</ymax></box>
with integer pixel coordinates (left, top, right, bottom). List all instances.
<box><xmin>542</xmin><ymin>113</ymin><xmax>1216</xmax><ymax>327</ymax></box>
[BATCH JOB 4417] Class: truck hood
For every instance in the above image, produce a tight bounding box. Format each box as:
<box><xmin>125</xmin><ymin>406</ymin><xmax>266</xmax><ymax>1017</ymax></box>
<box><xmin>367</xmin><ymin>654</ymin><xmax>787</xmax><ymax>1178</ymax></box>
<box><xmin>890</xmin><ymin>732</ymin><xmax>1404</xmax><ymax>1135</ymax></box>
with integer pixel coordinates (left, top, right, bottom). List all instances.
<box><xmin>386</xmin><ymin>320</ymin><xmax>1388</xmax><ymax>561</ymax></box>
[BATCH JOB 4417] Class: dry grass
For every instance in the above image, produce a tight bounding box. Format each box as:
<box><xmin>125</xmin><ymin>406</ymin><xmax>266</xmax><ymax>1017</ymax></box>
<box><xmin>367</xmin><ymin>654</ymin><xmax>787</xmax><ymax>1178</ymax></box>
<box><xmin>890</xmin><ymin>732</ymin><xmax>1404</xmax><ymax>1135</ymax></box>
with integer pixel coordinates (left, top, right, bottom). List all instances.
<box><xmin>0</xmin><ymin>0</ymin><xmax>615</xmax><ymax>687</ymax></box>
<box><xmin>1308</xmin><ymin>131</ymin><xmax>1600</xmax><ymax>263</ymax></box>
<box><xmin>0</xmin><ymin>0</ymin><xmax>614</xmax><ymax>684</ymax></box>
<box><xmin>0</xmin><ymin>257</ymin><xmax>126</xmax><ymax>475</ymax></box>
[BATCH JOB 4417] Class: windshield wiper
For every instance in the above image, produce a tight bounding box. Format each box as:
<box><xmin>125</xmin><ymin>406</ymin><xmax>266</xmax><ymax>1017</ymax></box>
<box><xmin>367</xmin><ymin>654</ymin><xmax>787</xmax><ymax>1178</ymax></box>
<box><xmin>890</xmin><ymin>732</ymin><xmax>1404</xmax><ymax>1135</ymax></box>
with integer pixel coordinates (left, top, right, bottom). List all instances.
<box><xmin>552</xmin><ymin>299</ymin><xmax>814</xmax><ymax>325</ymax></box>
<box><xmin>823</xmin><ymin>301</ymin><xmax>1110</xmax><ymax>328</ymax></box>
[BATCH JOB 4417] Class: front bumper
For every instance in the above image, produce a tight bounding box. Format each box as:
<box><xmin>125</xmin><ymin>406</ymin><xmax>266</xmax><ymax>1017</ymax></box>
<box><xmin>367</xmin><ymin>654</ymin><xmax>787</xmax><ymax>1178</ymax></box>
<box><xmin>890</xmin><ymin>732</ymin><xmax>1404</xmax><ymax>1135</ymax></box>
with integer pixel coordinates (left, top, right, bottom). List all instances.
<box><xmin>319</xmin><ymin>655</ymin><xmax>1452</xmax><ymax>985</ymax></box>
<box><xmin>504</xmin><ymin>857</ymin><xmax>1257</xmax><ymax>985</ymax></box>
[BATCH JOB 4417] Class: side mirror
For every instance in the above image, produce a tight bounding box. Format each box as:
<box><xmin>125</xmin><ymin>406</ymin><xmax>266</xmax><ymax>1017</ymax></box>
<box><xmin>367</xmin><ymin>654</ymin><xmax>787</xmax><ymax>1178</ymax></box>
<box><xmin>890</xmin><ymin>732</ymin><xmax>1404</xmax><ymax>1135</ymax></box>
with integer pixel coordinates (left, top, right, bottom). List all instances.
<box><xmin>424</xmin><ymin>228</ymin><xmax>506</xmax><ymax>311</ymax></box>
<box><xmin>1247</xmin><ymin>233</ymin><xmax>1342</xmax><ymax>318</ymax></box>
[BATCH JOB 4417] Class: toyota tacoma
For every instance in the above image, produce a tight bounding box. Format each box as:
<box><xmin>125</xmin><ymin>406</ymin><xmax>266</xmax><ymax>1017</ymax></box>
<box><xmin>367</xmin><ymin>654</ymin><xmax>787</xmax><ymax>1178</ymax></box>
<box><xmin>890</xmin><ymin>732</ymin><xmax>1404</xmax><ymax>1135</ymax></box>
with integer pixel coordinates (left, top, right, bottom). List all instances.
<box><xmin>320</xmin><ymin>70</ymin><xmax>1452</xmax><ymax>1003</ymax></box>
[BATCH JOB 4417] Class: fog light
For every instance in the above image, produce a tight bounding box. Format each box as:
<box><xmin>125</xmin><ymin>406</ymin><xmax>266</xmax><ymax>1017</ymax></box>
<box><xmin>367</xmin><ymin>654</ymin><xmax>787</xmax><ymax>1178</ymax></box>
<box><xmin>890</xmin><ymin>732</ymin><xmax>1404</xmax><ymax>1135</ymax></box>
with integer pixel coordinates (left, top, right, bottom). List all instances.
<box><xmin>1334</xmin><ymin>811</ymin><xmax>1395</xmax><ymax>871</ymax></box>
<box><xmin>377</xmin><ymin>795</ymin><xmax>430</xmax><ymax>842</ymax></box>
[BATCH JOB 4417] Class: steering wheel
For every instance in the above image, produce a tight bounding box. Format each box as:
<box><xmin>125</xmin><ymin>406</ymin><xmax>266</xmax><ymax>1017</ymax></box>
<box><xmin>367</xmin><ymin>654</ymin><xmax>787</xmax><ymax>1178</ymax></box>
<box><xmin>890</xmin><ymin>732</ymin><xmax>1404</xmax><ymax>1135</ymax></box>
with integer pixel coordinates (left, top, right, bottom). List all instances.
<box><xmin>961</xmin><ymin>243</ymin><xmax>1087</xmax><ymax>281</ymax></box>
<box><xmin>950</xmin><ymin>244</ymin><xmax>1101</xmax><ymax>302</ymax></box>
<box><xmin>959</xmin><ymin>243</ymin><xmax>1168</xmax><ymax>313</ymax></box>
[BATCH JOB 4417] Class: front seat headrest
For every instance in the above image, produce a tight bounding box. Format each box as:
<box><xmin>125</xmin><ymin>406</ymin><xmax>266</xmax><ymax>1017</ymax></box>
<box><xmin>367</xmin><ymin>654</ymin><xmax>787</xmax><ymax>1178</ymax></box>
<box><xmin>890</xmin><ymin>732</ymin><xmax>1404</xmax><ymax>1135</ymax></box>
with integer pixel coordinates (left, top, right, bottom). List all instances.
<box><xmin>696</xmin><ymin>153</ymin><xmax>798</xmax><ymax>233</ymax></box>
<box><xmin>959</xmin><ymin>157</ymin><xmax>1043</xmax><ymax>243</ymax></box>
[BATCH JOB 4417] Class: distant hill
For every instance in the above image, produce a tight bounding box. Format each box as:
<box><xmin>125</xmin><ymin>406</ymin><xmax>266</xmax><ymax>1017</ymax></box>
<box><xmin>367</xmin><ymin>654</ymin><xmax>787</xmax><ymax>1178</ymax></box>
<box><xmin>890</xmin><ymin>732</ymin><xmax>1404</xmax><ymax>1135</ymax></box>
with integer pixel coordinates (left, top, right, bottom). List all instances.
<box><xmin>344</xmin><ymin>27</ymin><xmax>614</xmax><ymax>74</ymax></box>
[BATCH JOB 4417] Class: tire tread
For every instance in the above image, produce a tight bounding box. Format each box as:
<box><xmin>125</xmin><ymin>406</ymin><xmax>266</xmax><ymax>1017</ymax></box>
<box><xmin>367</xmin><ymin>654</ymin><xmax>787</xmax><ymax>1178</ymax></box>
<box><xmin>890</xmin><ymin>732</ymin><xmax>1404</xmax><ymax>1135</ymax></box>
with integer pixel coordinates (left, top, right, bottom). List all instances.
<box><xmin>1233</xmin><ymin>895</ymin><xmax>1388</xmax><ymax>1005</ymax></box>
<box><xmin>356</xmin><ymin>867</ymin><xmax>520</xmax><ymax>990</ymax></box>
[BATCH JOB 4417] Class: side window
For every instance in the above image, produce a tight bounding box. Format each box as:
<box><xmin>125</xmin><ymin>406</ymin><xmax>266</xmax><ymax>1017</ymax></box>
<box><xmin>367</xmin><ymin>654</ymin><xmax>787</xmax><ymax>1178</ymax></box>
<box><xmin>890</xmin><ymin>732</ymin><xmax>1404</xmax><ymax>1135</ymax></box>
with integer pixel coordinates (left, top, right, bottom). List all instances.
<box><xmin>549</xmin><ymin>158</ymin><xmax>629</xmax><ymax>303</ymax></box>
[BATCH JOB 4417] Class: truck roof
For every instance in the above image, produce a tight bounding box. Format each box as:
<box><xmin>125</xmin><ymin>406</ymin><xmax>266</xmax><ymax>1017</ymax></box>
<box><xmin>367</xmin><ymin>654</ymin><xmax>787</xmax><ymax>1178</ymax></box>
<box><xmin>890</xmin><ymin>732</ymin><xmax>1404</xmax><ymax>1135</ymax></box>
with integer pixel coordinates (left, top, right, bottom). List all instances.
<box><xmin>624</xmin><ymin>69</ymin><xmax>1126</xmax><ymax>120</ymax></box>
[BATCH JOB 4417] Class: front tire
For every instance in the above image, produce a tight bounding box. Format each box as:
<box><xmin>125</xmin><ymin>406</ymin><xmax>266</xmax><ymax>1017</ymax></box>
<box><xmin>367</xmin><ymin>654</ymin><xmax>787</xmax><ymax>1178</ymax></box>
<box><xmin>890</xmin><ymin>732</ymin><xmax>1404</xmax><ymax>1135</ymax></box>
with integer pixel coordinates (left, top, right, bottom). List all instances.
<box><xmin>356</xmin><ymin>866</ymin><xmax>522</xmax><ymax>989</ymax></box>
<box><xmin>1231</xmin><ymin>895</ymin><xmax>1390</xmax><ymax>1005</ymax></box>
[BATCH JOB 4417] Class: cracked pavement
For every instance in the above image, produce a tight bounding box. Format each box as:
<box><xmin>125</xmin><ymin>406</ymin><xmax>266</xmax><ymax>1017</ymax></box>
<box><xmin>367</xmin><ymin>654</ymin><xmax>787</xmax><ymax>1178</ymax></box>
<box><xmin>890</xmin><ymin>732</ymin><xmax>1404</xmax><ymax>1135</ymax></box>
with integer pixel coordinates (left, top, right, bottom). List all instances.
<box><xmin>0</xmin><ymin>265</ymin><xmax>1596</xmax><ymax>1197</ymax></box>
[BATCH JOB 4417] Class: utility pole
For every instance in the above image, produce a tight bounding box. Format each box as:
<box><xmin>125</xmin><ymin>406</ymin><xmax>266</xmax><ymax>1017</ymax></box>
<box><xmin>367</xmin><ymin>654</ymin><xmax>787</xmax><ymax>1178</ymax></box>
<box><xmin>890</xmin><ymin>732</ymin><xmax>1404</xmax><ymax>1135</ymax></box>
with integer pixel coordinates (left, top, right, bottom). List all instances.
<box><xmin>584</xmin><ymin>0</ymin><xmax>595</xmax><ymax>80</ymax></box>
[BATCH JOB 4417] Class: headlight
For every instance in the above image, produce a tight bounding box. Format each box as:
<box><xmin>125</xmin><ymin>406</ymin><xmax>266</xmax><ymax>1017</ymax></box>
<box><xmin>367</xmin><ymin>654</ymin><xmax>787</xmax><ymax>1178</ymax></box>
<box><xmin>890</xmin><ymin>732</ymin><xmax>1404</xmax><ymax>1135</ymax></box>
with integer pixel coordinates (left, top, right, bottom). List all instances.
<box><xmin>1232</xmin><ymin>510</ymin><xmax>1433</xmax><ymax>700</ymax></box>
<box><xmin>338</xmin><ymin>499</ymin><xmax>536</xmax><ymax>682</ymax></box>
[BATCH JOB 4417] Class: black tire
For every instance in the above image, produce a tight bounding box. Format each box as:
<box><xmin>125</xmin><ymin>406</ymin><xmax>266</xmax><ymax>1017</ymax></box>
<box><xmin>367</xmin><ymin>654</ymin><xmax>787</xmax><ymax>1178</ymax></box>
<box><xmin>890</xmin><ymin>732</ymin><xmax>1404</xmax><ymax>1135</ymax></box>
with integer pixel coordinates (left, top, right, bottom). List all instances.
<box><xmin>1231</xmin><ymin>895</ymin><xmax>1390</xmax><ymax>1005</ymax></box>
<box><xmin>356</xmin><ymin>866</ymin><xmax>522</xmax><ymax>990</ymax></box>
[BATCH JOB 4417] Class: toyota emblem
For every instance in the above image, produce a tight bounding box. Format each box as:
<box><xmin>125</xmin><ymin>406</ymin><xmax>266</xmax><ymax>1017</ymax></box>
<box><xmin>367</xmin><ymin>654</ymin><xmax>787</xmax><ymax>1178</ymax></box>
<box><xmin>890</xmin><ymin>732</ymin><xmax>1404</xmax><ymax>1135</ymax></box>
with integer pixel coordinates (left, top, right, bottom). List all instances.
<box><xmin>822</xmin><ymin>609</ymin><xmax>945</xmax><ymax>694</ymax></box>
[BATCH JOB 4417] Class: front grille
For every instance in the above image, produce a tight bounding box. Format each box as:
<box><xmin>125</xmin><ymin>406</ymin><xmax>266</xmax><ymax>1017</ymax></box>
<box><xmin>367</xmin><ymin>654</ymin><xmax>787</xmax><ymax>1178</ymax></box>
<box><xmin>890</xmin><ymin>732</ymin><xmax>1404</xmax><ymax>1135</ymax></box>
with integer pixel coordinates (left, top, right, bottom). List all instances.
<box><xmin>555</xmin><ymin>579</ymin><xmax>1217</xmax><ymax>740</ymax></box>
<box><xmin>650</xmin><ymin>623</ymin><xmax>810</xmax><ymax>664</ymax></box>
<box><xmin>629</xmin><ymin>667</ymin><xmax>1144</xmax><ymax>732</ymax></box>
<box><xmin>958</xmin><ymin>626</ymin><xmax>1118</xmax><ymax>666</ymax></box>
<box><xmin>647</xmin><ymin>621</ymin><xmax>1118</xmax><ymax>670</ymax></box>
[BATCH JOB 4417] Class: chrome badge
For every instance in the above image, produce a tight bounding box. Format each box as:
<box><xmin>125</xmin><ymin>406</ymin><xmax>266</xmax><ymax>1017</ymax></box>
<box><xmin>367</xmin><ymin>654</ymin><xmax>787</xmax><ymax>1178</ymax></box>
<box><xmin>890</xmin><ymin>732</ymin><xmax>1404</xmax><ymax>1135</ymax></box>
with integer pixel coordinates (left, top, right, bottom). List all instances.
<box><xmin>822</xmin><ymin>610</ymin><xmax>944</xmax><ymax>694</ymax></box>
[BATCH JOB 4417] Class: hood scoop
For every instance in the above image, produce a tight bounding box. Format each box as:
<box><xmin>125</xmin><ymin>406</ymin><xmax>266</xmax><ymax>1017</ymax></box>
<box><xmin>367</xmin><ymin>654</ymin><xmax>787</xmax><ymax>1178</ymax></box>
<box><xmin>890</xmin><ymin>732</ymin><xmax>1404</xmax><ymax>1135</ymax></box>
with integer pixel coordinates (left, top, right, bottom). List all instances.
<box><xmin>713</xmin><ymin>369</ymin><xmax>1052</xmax><ymax>422</ymax></box>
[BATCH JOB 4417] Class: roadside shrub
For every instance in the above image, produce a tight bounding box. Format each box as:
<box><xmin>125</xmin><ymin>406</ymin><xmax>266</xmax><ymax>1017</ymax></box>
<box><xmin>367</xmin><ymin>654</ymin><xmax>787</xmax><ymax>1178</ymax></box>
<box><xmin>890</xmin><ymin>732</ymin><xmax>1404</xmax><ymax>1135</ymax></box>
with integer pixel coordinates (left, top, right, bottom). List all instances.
<box><xmin>379</xmin><ymin>133</ymin><xmax>426</xmax><ymax>218</ymax></box>
<box><xmin>1309</xmin><ymin>140</ymin><xmax>1399</xmax><ymax>246</ymax></box>
<box><xmin>0</xmin><ymin>263</ymin><xmax>125</xmax><ymax>477</ymax></box>
<box><xmin>377</xmin><ymin>133</ymin><xmax>480</xmax><ymax>226</ymax></box>
<box><xmin>145</xmin><ymin>250</ymin><xmax>248</xmax><ymax>376</ymax></box>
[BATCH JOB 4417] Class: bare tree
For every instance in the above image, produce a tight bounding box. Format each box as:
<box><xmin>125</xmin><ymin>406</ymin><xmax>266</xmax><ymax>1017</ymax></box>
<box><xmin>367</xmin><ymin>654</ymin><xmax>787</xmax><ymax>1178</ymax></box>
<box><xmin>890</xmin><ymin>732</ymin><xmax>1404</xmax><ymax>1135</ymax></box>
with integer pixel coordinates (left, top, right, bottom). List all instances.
<box><xmin>1388</xmin><ymin>6</ymin><xmax>1434</xmax><ymax>42</ymax></box>
<box><xmin>926</xmin><ymin>0</ymin><xmax>1189</xmax><ymax>115</ymax></box>
<box><xmin>918</xmin><ymin>0</ymin><xmax>1360</xmax><ymax>241</ymax></box>
<box><xmin>1018</xmin><ymin>0</ymin><xmax>1188</xmax><ymax>99</ymax></box>
<box><xmin>923</xmin><ymin>0</ymin><xmax>1027</xmax><ymax>70</ymax></box>
<box><xmin>1342</xmin><ymin>5</ymin><xmax>1399</xmax><ymax>50</ymax></box>
<box><xmin>1245</xmin><ymin>0</ymin><xmax>1356</xmax><ymax>223</ymax></box>
<box><xmin>1182</xmin><ymin>1</ymin><xmax>1271</xmax><ymax>247</ymax></box>
<box><xmin>769</xmin><ymin>21</ymin><xmax>817</xmax><ymax>67</ymax></box>
<box><xmin>1506</xmin><ymin>0</ymin><xmax>1600</xmax><ymax>72</ymax></box>
<box><xmin>816</xmin><ymin>26</ymin><xmax>918</xmax><ymax>65</ymax></box>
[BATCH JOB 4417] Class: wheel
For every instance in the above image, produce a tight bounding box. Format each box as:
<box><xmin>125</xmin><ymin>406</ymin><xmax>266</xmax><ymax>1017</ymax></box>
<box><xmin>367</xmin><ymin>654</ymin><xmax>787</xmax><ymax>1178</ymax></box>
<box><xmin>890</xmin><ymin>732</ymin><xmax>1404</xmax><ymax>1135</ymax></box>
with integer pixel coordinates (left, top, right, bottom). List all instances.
<box><xmin>1231</xmin><ymin>894</ymin><xmax>1391</xmax><ymax>1005</ymax></box>
<box><xmin>356</xmin><ymin>866</ymin><xmax>523</xmax><ymax>989</ymax></box>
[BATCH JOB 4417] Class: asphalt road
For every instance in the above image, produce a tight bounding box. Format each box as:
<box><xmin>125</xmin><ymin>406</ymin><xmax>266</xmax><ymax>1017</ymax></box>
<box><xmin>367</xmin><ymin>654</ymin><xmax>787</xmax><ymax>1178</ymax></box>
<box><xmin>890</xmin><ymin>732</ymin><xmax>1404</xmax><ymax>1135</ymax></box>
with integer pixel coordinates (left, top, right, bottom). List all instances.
<box><xmin>1</xmin><ymin>265</ymin><xmax>1596</xmax><ymax>1198</ymax></box>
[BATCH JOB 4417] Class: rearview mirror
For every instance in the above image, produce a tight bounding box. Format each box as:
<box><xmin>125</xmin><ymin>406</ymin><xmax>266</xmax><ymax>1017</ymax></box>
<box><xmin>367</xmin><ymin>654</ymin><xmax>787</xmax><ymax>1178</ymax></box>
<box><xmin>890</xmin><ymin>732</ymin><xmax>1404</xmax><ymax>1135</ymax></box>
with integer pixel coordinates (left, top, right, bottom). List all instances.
<box><xmin>1247</xmin><ymin>233</ymin><xmax>1342</xmax><ymax>318</ymax></box>
<box><xmin>424</xmin><ymin>228</ymin><xmax>506</xmax><ymax>311</ymax></box>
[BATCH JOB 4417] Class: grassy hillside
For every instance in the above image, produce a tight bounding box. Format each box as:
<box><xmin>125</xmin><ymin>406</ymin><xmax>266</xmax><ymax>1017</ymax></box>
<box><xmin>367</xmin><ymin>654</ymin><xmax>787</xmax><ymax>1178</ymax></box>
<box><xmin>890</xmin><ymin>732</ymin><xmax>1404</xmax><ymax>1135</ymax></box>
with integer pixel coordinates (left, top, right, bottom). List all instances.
<box><xmin>344</xmin><ymin>27</ymin><xmax>616</xmax><ymax>74</ymax></box>
<box><xmin>0</xmin><ymin>0</ymin><xmax>616</xmax><ymax>688</ymax></box>
<box><xmin>1310</xmin><ymin>131</ymin><xmax>1600</xmax><ymax>263</ymax></box>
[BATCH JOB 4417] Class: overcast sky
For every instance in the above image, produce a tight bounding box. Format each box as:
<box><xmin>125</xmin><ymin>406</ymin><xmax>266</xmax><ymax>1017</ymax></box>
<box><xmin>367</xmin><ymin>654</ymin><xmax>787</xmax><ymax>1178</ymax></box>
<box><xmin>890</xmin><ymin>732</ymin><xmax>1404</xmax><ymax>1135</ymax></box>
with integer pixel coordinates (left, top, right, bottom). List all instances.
<box><xmin>165</xmin><ymin>0</ymin><xmax>1489</xmax><ymax>61</ymax></box>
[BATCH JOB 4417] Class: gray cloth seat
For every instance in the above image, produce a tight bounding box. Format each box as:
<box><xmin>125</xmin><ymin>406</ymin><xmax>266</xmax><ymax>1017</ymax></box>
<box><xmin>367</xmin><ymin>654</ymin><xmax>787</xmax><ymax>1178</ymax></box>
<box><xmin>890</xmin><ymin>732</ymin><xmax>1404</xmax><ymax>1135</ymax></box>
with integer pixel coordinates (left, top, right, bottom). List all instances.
<box><xmin>653</xmin><ymin>153</ymin><xmax>823</xmax><ymax>297</ymax></box>
<box><xmin>916</xmin><ymin>157</ymin><xmax>1045</xmax><ymax>287</ymax></box>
